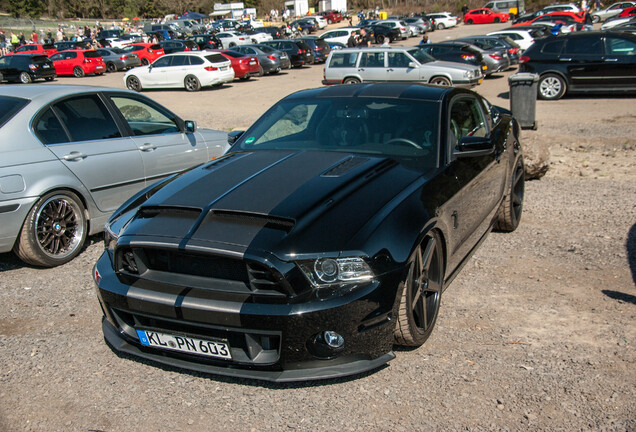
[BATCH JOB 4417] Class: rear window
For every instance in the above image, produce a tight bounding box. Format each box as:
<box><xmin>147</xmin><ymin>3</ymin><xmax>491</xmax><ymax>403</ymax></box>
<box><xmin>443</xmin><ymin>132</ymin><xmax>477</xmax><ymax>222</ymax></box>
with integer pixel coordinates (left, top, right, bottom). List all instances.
<box><xmin>329</xmin><ymin>52</ymin><xmax>358</xmax><ymax>67</ymax></box>
<box><xmin>205</xmin><ymin>53</ymin><xmax>229</xmax><ymax>63</ymax></box>
<box><xmin>314</xmin><ymin>39</ymin><xmax>329</xmax><ymax>49</ymax></box>
<box><xmin>0</xmin><ymin>96</ymin><xmax>29</xmax><ymax>129</ymax></box>
<box><xmin>84</xmin><ymin>51</ymin><xmax>101</xmax><ymax>58</ymax></box>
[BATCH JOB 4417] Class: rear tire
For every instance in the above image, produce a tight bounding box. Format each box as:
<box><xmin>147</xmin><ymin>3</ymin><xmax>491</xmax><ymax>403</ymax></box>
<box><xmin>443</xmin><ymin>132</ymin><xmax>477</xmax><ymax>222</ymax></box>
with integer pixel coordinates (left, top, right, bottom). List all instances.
<box><xmin>437</xmin><ymin>23</ymin><xmax>445</xmax><ymax>30</ymax></box>
<box><xmin>141</xmin><ymin>58</ymin><xmax>149</xmax><ymax>65</ymax></box>
<box><xmin>343</xmin><ymin>77</ymin><xmax>360</xmax><ymax>84</ymax></box>
<box><xmin>495</xmin><ymin>157</ymin><xmax>524</xmax><ymax>232</ymax></box>
<box><xmin>466</xmin><ymin>19</ymin><xmax>473</xmax><ymax>24</ymax></box>
<box><xmin>184</xmin><ymin>74</ymin><xmax>201</xmax><ymax>92</ymax></box>
<box><xmin>73</xmin><ymin>66</ymin><xmax>85</xmax><ymax>78</ymax></box>
<box><xmin>394</xmin><ymin>232</ymin><xmax>444</xmax><ymax>346</ymax></box>
<box><xmin>376</xmin><ymin>34</ymin><xmax>386</xmax><ymax>44</ymax></box>
<box><xmin>538</xmin><ymin>73</ymin><xmax>566</xmax><ymax>100</ymax></box>
<box><xmin>106</xmin><ymin>62</ymin><xmax>116</xmax><ymax>72</ymax></box>
<box><xmin>19</xmin><ymin>72</ymin><xmax>32</xmax><ymax>83</ymax></box>
<box><xmin>126</xmin><ymin>75</ymin><xmax>142</xmax><ymax>92</ymax></box>
<box><xmin>13</xmin><ymin>190</ymin><xmax>87</xmax><ymax>267</ymax></box>
<box><xmin>239</xmin><ymin>74</ymin><xmax>251</xmax><ymax>81</ymax></box>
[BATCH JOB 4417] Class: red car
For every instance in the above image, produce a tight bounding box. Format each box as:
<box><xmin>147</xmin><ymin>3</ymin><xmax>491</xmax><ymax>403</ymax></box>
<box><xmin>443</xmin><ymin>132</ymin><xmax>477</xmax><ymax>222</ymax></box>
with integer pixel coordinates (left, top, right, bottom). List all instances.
<box><xmin>464</xmin><ymin>8</ymin><xmax>510</xmax><ymax>24</ymax></box>
<box><xmin>618</xmin><ymin>6</ymin><xmax>636</xmax><ymax>16</ymax></box>
<box><xmin>48</xmin><ymin>50</ymin><xmax>106</xmax><ymax>77</ymax></box>
<box><xmin>8</xmin><ymin>44</ymin><xmax>57</xmax><ymax>56</ymax></box>
<box><xmin>319</xmin><ymin>10</ymin><xmax>343</xmax><ymax>24</ymax></box>
<box><xmin>209</xmin><ymin>49</ymin><xmax>260</xmax><ymax>80</ymax></box>
<box><xmin>512</xmin><ymin>11</ymin><xmax>585</xmax><ymax>26</ymax></box>
<box><xmin>122</xmin><ymin>43</ymin><xmax>165</xmax><ymax>65</ymax></box>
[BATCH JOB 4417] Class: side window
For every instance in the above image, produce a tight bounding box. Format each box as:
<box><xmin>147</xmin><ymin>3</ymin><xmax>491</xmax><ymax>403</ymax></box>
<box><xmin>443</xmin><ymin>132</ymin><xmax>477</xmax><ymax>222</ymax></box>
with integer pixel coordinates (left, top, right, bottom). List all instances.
<box><xmin>34</xmin><ymin>108</ymin><xmax>69</xmax><ymax>145</ymax></box>
<box><xmin>152</xmin><ymin>56</ymin><xmax>172</xmax><ymax>67</ymax></box>
<box><xmin>449</xmin><ymin>97</ymin><xmax>488</xmax><ymax>147</ymax></box>
<box><xmin>388</xmin><ymin>52</ymin><xmax>410</xmax><ymax>68</ymax></box>
<box><xmin>485</xmin><ymin>2</ymin><xmax>494</xmax><ymax>8</ymax></box>
<box><xmin>189</xmin><ymin>56</ymin><xmax>204</xmax><ymax>65</ymax></box>
<box><xmin>67</xmin><ymin>52</ymin><xmax>78</xmax><ymax>60</ymax></box>
<box><xmin>111</xmin><ymin>96</ymin><xmax>180</xmax><ymax>136</ymax></box>
<box><xmin>360</xmin><ymin>52</ymin><xmax>385</xmax><ymax>67</ymax></box>
<box><xmin>329</xmin><ymin>52</ymin><xmax>358</xmax><ymax>67</ymax></box>
<box><xmin>565</xmin><ymin>36</ymin><xmax>603</xmax><ymax>56</ymax></box>
<box><xmin>541</xmin><ymin>40</ymin><xmax>565</xmax><ymax>55</ymax></box>
<box><xmin>36</xmin><ymin>95</ymin><xmax>121</xmax><ymax>144</ymax></box>
<box><xmin>605</xmin><ymin>37</ymin><xmax>636</xmax><ymax>55</ymax></box>
<box><xmin>171</xmin><ymin>55</ymin><xmax>188</xmax><ymax>66</ymax></box>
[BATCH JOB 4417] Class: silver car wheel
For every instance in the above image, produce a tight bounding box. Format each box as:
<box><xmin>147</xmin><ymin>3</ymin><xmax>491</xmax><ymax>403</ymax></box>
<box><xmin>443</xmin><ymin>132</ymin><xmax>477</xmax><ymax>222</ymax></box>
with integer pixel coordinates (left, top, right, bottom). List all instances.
<box><xmin>34</xmin><ymin>195</ymin><xmax>85</xmax><ymax>259</ymax></box>
<box><xmin>538</xmin><ymin>74</ymin><xmax>565</xmax><ymax>100</ymax></box>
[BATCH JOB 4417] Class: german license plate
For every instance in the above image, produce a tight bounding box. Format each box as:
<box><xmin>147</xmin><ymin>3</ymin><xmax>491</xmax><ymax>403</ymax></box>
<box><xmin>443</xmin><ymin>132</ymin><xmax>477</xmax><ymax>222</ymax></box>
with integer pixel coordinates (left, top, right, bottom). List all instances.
<box><xmin>96</xmin><ymin>66</ymin><xmax>103</xmax><ymax>69</ymax></box>
<box><xmin>136</xmin><ymin>329</ymin><xmax>232</xmax><ymax>360</ymax></box>
<box><xmin>220</xmin><ymin>66</ymin><xmax>228</xmax><ymax>71</ymax></box>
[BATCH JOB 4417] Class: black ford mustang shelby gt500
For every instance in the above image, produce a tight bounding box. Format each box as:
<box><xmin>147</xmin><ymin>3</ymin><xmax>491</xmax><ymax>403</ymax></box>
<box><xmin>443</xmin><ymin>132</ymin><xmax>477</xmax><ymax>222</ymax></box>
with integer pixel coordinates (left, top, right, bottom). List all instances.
<box><xmin>94</xmin><ymin>83</ymin><xmax>524</xmax><ymax>382</ymax></box>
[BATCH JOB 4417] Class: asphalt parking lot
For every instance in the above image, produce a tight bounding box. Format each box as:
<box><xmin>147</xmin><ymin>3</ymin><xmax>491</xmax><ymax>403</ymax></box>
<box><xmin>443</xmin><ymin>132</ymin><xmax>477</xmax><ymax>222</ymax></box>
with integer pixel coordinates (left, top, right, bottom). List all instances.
<box><xmin>1</xmin><ymin>22</ymin><xmax>635</xmax><ymax>432</ymax></box>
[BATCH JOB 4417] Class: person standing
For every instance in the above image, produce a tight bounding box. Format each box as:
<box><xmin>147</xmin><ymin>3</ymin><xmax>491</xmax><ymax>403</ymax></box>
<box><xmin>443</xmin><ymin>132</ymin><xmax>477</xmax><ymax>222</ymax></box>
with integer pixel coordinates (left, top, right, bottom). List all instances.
<box><xmin>461</xmin><ymin>4</ymin><xmax>469</xmax><ymax>22</ymax></box>
<box><xmin>347</xmin><ymin>30</ymin><xmax>358</xmax><ymax>47</ymax></box>
<box><xmin>358</xmin><ymin>28</ymin><xmax>372</xmax><ymax>47</ymax></box>
<box><xmin>31</xmin><ymin>30</ymin><xmax>38</xmax><ymax>44</ymax></box>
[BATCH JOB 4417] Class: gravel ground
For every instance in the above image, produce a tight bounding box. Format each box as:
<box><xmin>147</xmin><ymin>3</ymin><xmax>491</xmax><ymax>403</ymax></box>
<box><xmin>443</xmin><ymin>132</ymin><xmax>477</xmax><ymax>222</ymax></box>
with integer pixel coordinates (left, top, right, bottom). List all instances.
<box><xmin>1</xmin><ymin>22</ymin><xmax>635</xmax><ymax>431</ymax></box>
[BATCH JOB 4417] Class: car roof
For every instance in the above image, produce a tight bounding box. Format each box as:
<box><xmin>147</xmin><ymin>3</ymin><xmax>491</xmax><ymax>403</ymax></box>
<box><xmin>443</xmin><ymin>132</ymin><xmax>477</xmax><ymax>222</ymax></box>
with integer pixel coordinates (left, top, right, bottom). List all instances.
<box><xmin>0</xmin><ymin>85</ymin><xmax>134</xmax><ymax>102</ymax></box>
<box><xmin>283</xmin><ymin>82</ymin><xmax>460</xmax><ymax>103</ymax></box>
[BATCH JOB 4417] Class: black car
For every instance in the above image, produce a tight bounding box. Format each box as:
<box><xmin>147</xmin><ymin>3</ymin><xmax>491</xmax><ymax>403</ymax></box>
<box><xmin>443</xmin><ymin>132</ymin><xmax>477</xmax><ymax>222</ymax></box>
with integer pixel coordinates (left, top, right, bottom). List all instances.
<box><xmin>187</xmin><ymin>34</ymin><xmax>222</xmax><ymax>50</ymax></box>
<box><xmin>291</xmin><ymin>36</ymin><xmax>331</xmax><ymax>63</ymax></box>
<box><xmin>290</xmin><ymin>19</ymin><xmax>317</xmax><ymax>34</ymax></box>
<box><xmin>418</xmin><ymin>42</ymin><xmax>487</xmax><ymax>72</ymax></box>
<box><xmin>159</xmin><ymin>39</ymin><xmax>199</xmax><ymax>54</ymax></box>
<box><xmin>94</xmin><ymin>83</ymin><xmax>524</xmax><ymax>382</ymax></box>
<box><xmin>0</xmin><ymin>54</ymin><xmax>56</xmax><ymax>83</ymax></box>
<box><xmin>366</xmin><ymin>24</ymin><xmax>401</xmax><ymax>44</ymax></box>
<box><xmin>519</xmin><ymin>31</ymin><xmax>636</xmax><ymax>100</ymax></box>
<box><xmin>261</xmin><ymin>40</ymin><xmax>314</xmax><ymax>67</ymax></box>
<box><xmin>54</xmin><ymin>40</ymin><xmax>92</xmax><ymax>51</ymax></box>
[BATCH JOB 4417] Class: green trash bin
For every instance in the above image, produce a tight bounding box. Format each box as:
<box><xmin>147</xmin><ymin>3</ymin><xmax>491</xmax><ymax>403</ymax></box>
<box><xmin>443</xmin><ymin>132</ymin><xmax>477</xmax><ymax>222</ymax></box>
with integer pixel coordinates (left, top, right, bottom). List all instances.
<box><xmin>508</xmin><ymin>73</ymin><xmax>539</xmax><ymax>130</ymax></box>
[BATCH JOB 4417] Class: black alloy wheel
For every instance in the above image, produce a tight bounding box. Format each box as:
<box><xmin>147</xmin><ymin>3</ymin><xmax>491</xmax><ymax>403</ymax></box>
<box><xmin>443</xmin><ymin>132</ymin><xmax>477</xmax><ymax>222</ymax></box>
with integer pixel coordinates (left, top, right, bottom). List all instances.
<box><xmin>141</xmin><ymin>58</ymin><xmax>150</xmax><ymax>65</ymax></box>
<box><xmin>106</xmin><ymin>62</ymin><xmax>116</xmax><ymax>72</ymax></box>
<box><xmin>73</xmin><ymin>66</ymin><xmax>85</xmax><ymax>77</ymax></box>
<box><xmin>126</xmin><ymin>75</ymin><xmax>142</xmax><ymax>92</ymax></box>
<box><xmin>394</xmin><ymin>232</ymin><xmax>444</xmax><ymax>346</ymax></box>
<box><xmin>494</xmin><ymin>17</ymin><xmax>501</xmax><ymax>23</ymax></box>
<box><xmin>466</xmin><ymin>19</ymin><xmax>474</xmax><ymax>24</ymax></box>
<box><xmin>14</xmin><ymin>191</ymin><xmax>87</xmax><ymax>267</ymax></box>
<box><xmin>495</xmin><ymin>157</ymin><xmax>524</xmax><ymax>232</ymax></box>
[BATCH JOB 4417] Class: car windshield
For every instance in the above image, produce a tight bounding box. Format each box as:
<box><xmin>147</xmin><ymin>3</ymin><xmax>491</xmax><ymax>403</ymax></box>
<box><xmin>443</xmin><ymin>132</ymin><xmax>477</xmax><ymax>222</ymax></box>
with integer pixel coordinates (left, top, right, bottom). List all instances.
<box><xmin>0</xmin><ymin>96</ymin><xmax>29</xmax><ymax>129</ymax></box>
<box><xmin>407</xmin><ymin>48</ymin><xmax>435</xmax><ymax>64</ymax></box>
<box><xmin>257</xmin><ymin>45</ymin><xmax>275</xmax><ymax>53</ymax></box>
<box><xmin>237</xmin><ymin>97</ymin><xmax>439</xmax><ymax>162</ymax></box>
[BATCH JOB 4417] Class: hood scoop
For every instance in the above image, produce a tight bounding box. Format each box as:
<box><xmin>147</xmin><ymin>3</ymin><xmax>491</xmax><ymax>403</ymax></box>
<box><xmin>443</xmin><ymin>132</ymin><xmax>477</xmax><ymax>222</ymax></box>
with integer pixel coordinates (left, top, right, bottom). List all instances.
<box><xmin>208</xmin><ymin>210</ymin><xmax>295</xmax><ymax>232</ymax></box>
<box><xmin>321</xmin><ymin>156</ymin><xmax>370</xmax><ymax>177</ymax></box>
<box><xmin>138</xmin><ymin>205</ymin><xmax>202</xmax><ymax>219</ymax></box>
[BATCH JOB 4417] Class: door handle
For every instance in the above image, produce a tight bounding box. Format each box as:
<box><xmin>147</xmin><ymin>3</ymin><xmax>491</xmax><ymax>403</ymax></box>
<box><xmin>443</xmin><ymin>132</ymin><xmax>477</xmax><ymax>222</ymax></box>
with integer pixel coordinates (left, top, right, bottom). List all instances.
<box><xmin>604</xmin><ymin>58</ymin><xmax>618</xmax><ymax>62</ymax></box>
<box><xmin>138</xmin><ymin>144</ymin><xmax>157</xmax><ymax>151</ymax></box>
<box><xmin>63</xmin><ymin>152</ymin><xmax>86</xmax><ymax>161</ymax></box>
<box><xmin>559</xmin><ymin>58</ymin><xmax>572</xmax><ymax>61</ymax></box>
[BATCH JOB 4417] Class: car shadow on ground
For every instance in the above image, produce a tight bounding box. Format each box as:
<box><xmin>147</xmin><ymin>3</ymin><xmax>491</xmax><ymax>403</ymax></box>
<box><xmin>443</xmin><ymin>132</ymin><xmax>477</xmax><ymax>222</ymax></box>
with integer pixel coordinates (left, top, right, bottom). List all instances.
<box><xmin>0</xmin><ymin>234</ymin><xmax>102</xmax><ymax>272</ymax></box>
<box><xmin>626</xmin><ymin>222</ymin><xmax>636</xmax><ymax>286</ymax></box>
<box><xmin>497</xmin><ymin>91</ymin><xmax>510</xmax><ymax>100</ymax></box>
<box><xmin>485</xmin><ymin>73</ymin><xmax>505</xmax><ymax>80</ymax></box>
<box><xmin>106</xmin><ymin>343</ymin><xmax>389</xmax><ymax>389</ymax></box>
<box><xmin>602</xmin><ymin>290</ymin><xmax>636</xmax><ymax>306</ymax></box>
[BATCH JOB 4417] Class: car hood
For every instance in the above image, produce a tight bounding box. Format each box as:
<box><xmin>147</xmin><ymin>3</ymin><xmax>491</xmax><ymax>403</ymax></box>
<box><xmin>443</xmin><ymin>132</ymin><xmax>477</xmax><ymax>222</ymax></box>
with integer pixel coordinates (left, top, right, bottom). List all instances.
<box><xmin>119</xmin><ymin>150</ymin><xmax>431</xmax><ymax>259</ymax></box>
<box><xmin>429</xmin><ymin>60</ymin><xmax>477</xmax><ymax>72</ymax></box>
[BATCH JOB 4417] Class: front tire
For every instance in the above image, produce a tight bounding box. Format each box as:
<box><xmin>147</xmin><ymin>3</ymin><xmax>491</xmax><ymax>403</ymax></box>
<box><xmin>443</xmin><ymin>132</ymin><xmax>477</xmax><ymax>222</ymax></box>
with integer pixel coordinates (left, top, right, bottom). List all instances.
<box><xmin>495</xmin><ymin>157</ymin><xmax>524</xmax><ymax>232</ymax></box>
<box><xmin>394</xmin><ymin>232</ymin><xmax>444</xmax><ymax>346</ymax></box>
<box><xmin>19</xmin><ymin>72</ymin><xmax>32</xmax><ymax>83</ymax></box>
<box><xmin>538</xmin><ymin>73</ymin><xmax>566</xmax><ymax>100</ymax></box>
<box><xmin>126</xmin><ymin>75</ymin><xmax>142</xmax><ymax>92</ymax></box>
<box><xmin>430</xmin><ymin>76</ymin><xmax>451</xmax><ymax>86</ymax></box>
<box><xmin>592</xmin><ymin>15</ymin><xmax>600</xmax><ymax>23</ymax></box>
<box><xmin>73</xmin><ymin>66</ymin><xmax>85</xmax><ymax>78</ymax></box>
<box><xmin>184</xmin><ymin>74</ymin><xmax>201</xmax><ymax>91</ymax></box>
<box><xmin>13</xmin><ymin>191</ymin><xmax>87</xmax><ymax>267</ymax></box>
<box><xmin>494</xmin><ymin>17</ymin><xmax>501</xmax><ymax>23</ymax></box>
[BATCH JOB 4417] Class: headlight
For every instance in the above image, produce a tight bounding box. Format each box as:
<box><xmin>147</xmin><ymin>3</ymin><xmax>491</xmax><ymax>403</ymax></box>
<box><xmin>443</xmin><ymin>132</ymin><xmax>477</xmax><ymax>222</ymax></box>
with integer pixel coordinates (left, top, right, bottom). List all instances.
<box><xmin>104</xmin><ymin>221</ymin><xmax>119</xmax><ymax>252</ymax></box>
<box><xmin>298</xmin><ymin>257</ymin><xmax>375</xmax><ymax>288</ymax></box>
<box><xmin>465</xmin><ymin>70</ymin><xmax>474</xmax><ymax>79</ymax></box>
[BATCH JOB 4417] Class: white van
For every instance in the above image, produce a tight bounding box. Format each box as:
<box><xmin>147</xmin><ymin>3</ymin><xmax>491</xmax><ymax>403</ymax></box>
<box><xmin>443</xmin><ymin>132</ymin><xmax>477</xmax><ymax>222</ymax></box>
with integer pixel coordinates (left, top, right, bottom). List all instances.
<box><xmin>483</xmin><ymin>0</ymin><xmax>526</xmax><ymax>18</ymax></box>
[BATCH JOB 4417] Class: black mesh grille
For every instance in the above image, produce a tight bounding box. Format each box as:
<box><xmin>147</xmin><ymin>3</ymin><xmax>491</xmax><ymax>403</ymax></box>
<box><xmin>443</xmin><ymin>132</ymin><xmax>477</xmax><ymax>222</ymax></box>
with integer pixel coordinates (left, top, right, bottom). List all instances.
<box><xmin>144</xmin><ymin>249</ymin><xmax>249</xmax><ymax>283</ymax></box>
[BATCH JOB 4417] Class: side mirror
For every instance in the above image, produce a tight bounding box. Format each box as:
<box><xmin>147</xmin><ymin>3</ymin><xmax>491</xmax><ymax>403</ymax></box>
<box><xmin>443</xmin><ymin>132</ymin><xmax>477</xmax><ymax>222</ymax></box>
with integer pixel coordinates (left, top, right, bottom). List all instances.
<box><xmin>184</xmin><ymin>120</ymin><xmax>197</xmax><ymax>133</ymax></box>
<box><xmin>227</xmin><ymin>130</ymin><xmax>245</xmax><ymax>145</ymax></box>
<box><xmin>148</xmin><ymin>64</ymin><xmax>153</xmax><ymax>71</ymax></box>
<box><xmin>454</xmin><ymin>136</ymin><xmax>494</xmax><ymax>158</ymax></box>
<box><xmin>408</xmin><ymin>61</ymin><xmax>417</xmax><ymax>68</ymax></box>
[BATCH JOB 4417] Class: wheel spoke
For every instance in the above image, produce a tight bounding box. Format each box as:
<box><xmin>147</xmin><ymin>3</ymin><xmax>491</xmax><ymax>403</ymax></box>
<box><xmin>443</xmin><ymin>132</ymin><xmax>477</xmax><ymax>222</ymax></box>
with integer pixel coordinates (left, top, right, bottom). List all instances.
<box><xmin>421</xmin><ymin>237</ymin><xmax>435</xmax><ymax>269</ymax></box>
<box><xmin>514</xmin><ymin>168</ymin><xmax>523</xmax><ymax>185</ymax></box>
<box><xmin>420</xmin><ymin>295</ymin><xmax>428</xmax><ymax>330</ymax></box>
<box><xmin>513</xmin><ymin>193</ymin><xmax>522</xmax><ymax>205</ymax></box>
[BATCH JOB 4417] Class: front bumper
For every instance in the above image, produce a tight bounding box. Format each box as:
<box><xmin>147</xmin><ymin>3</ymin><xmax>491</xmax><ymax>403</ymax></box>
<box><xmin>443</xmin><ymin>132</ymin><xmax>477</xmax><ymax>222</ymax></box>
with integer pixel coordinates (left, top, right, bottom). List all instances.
<box><xmin>94</xmin><ymin>250</ymin><xmax>401</xmax><ymax>382</ymax></box>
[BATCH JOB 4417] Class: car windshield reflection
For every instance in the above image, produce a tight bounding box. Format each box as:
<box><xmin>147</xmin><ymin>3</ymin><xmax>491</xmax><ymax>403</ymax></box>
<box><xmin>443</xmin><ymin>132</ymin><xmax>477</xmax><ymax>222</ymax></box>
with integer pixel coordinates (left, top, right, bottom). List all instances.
<box><xmin>237</xmin><ymin>97</ymin><xmax>439</xmax><ymax>162</ymax></box>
